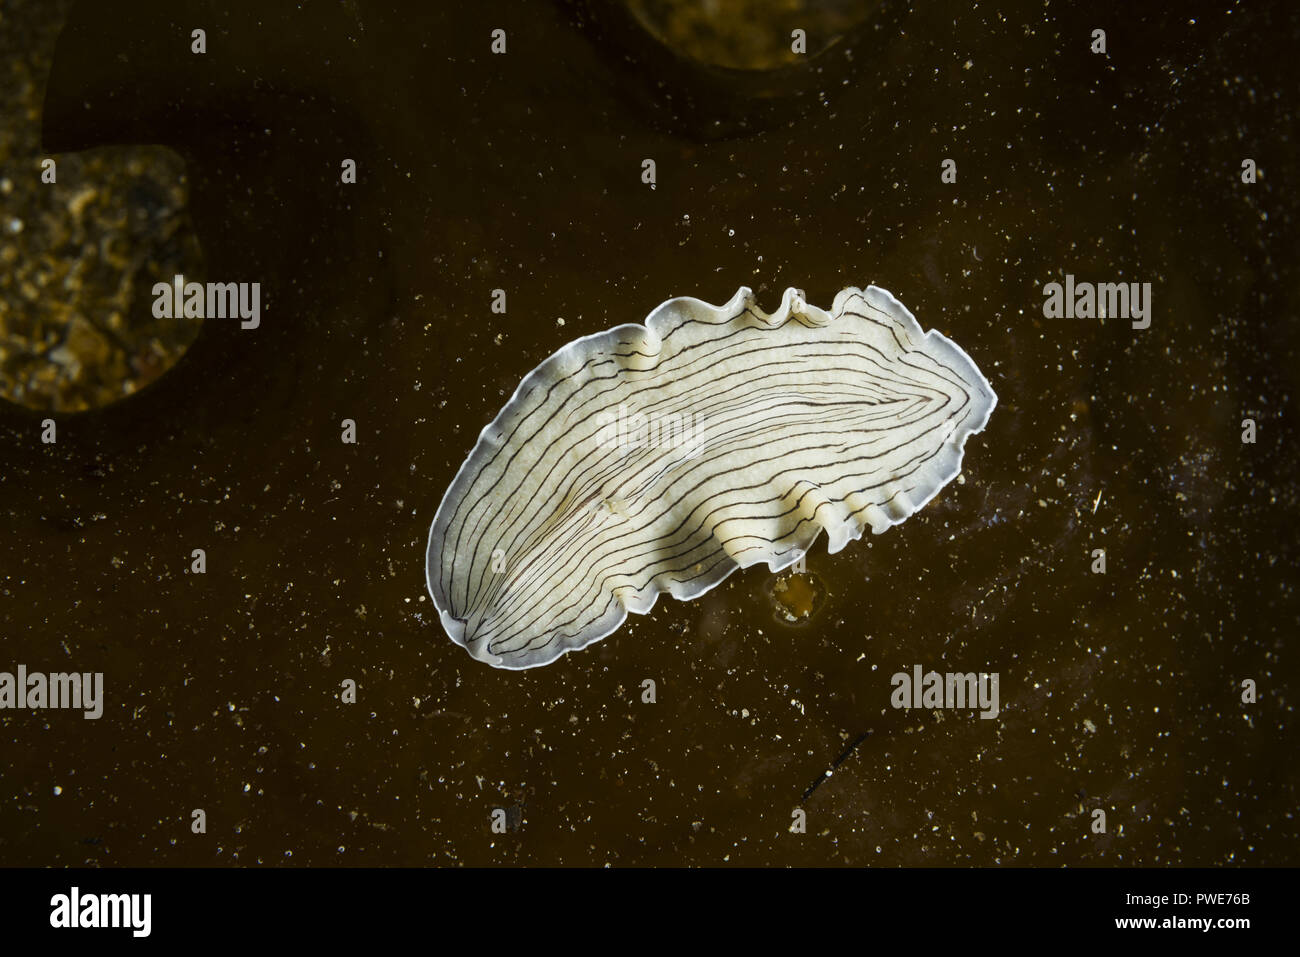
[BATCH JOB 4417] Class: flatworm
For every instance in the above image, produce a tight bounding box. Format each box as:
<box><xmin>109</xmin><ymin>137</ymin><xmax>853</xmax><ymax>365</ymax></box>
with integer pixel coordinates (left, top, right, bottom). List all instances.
<box><xmin>426</xmin><ymin>286</ymin><xmax>996</xmax><ymax>669</ymax></box>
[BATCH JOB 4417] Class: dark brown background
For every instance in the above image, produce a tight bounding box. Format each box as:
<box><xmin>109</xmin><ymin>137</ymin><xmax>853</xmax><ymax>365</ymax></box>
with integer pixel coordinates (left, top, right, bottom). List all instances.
<box><xmin>1</xmin><ymin>0</ymin><xmax>1296</xmax><ymax>865</ymax></box>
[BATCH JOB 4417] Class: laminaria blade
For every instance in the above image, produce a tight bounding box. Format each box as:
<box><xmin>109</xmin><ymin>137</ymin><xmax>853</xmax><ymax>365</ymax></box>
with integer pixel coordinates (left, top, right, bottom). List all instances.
<box><xmin>426</xmin><ymin>286</ymin><xmax>997</xmax><ymax>669</ymax></box>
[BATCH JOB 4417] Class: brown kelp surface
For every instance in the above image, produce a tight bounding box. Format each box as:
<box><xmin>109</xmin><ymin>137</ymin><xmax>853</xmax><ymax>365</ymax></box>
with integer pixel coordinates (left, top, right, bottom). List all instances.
<box><xmin>1</xmin><ymin>0</ymin><xmax>1296</xmax><ymax>865</ymax></box>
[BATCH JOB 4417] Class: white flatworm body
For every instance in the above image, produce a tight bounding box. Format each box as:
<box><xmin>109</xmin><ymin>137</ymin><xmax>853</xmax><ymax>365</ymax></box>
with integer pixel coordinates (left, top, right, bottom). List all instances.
<box><xmin>427</xmin><ymin>286</ymin><xmax>996</xmax><ymax>669</ymax></box>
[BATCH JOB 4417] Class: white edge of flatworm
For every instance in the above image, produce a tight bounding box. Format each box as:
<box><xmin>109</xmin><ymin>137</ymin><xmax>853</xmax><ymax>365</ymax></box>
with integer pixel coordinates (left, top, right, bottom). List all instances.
<box><xmin>426</xmin><ymin>285</ymin><xmax>997</xmax><ymax>670</ymax></box>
